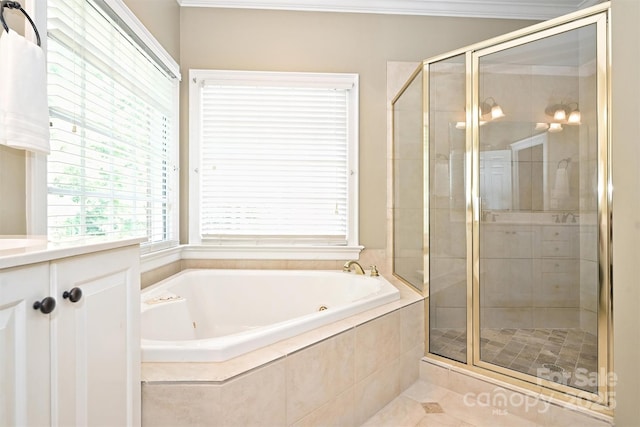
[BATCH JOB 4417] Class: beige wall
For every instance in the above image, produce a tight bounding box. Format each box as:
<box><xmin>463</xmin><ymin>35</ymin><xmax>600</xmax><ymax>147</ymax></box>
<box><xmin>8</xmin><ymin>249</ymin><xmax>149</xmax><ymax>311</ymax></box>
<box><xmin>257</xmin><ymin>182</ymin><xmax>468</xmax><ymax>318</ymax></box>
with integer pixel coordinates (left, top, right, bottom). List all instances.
<box><xmin>178</xmin><ymin>8</ymin><xmax>535</xmax><ymax>248</ymax></box>
<box><xmin>0</xmin><ymin>146</ymin><xmax>26</xmax><ymax>234</ymax></box>
<box><xmin>0</xmin><ymin>12</ymin><xmax>26</xmax><ymax>234</ymax></box>
<box><xmin>122</xmin><ymin>0</ymin><xmax>180</xmax><ymax>62</ymax></box>
<box><xmin>611</xmin><ymin>1</ymin><xmax>640</xmax><ymax>424</ymax></box>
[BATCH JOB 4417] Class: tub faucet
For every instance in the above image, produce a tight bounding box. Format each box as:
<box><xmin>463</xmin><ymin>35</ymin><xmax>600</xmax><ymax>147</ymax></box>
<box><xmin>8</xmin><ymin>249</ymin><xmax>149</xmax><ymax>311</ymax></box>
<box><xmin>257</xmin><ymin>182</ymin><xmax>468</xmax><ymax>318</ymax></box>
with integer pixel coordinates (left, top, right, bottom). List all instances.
<box><xmin>370</xmin><ymin>265</ymin><xmax>380</xmax><ymax>277</ymax></box>
<box><xmin>343</xmin><ymin>260</ymin><xmax>365</xmax><ymax>275</ymax></box>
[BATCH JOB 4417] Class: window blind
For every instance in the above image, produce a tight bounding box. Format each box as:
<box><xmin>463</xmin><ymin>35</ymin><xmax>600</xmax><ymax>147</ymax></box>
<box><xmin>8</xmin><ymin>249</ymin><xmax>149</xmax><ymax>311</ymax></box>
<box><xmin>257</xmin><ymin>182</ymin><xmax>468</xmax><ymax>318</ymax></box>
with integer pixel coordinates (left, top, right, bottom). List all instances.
<box><xmin>46</xmin><ymin>0</ymin><xmax>178</xmax><ymax>246</ymax></box>
<box><xmin>197</xmin><ymin>78</ymin><xmax>352</xmax><ymax>244</ymax></box>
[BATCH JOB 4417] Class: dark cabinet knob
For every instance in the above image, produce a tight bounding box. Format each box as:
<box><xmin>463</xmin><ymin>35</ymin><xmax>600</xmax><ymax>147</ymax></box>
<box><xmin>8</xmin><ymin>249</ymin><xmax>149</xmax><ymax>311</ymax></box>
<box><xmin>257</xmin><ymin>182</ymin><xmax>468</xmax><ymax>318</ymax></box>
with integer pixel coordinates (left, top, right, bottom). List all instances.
<box><xmin>62</xmin><ymin>287</ymin><xmax>83</xmax><ymax>303</ymax></box>
<box><xmin>33</xmin><ymin>296</ymin><xmax>56</xmax><ymax>314</ymax></box>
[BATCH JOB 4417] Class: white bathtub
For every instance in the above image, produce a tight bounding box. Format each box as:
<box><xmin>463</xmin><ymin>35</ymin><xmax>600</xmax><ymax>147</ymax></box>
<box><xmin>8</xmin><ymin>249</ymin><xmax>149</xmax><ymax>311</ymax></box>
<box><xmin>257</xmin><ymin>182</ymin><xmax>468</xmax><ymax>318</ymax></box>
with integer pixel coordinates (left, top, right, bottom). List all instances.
<box><xmin>141</xmin><ymin>269</ymin><xmax>400</xmax><ymax>362</ymax></box>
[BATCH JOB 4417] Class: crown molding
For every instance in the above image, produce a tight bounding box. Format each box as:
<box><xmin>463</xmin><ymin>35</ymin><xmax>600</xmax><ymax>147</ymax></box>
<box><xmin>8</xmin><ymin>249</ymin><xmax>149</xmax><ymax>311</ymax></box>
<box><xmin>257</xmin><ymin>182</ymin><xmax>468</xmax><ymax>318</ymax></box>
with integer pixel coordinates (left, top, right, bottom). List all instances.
<box><xmin>175</xmin><ymin>0</ymin><xmax>595</xmax><ymax>20</ymax></box>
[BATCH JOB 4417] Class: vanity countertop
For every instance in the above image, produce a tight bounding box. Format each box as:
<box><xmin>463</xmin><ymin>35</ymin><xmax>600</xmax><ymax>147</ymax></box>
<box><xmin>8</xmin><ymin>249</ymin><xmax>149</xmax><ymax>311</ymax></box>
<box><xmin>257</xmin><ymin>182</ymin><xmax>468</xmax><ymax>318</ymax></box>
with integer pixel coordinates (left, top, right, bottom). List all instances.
<box><xmin>0</xmin><ymin>235</ymin><xmax>145</xmax><ymax>269</ymax></box>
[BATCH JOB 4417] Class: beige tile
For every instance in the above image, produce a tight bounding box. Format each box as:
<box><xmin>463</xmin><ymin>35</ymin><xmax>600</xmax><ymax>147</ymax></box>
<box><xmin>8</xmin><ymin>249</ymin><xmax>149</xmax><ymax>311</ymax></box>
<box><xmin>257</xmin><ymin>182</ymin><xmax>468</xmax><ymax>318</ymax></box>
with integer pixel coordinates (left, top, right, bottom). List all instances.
<box><xmin>291</xmin><ymin>386</ymin><xmax>355</xmax><ymax>427</ymax></box>
<box><xmin>181</xmin><ymin>259</ymin><xmax>236</xmax><ymax>269</ymax></box>
<box><xmin>481</xmin><ymin>308</ymin><xmax>533</xmax><ymax>329</ymax></box>
<box><xmin>495</xmin><ymin>389</ymin><xmax>551</xmax><ymax>425</ymax></box>
<box><xmin>400</xmin><ymin>343</ymin><xmax>424</xmax><ymax>391</ymax></box>
<box><xmin>401</xmin><ymin>301</ymin><xmax>425</xmax><ymax>352</ymax></box>
<box><xmin>415</xmin><ymin>412</ymin><xmax>474</xmax><ymax>427</ymax></box>
<box><xmin>141</xmin><ymin>260</ymin><xmax>181</xmax><ymax>289</ymax></box>
<box><xmin>141</xmin><ymin>349</ymin><xmax>287</xmax><ymax>383</ymax></box>
<box><xmin>387</xmin><ymin>62</ymin><xmax>422</xmax><ymax>101</ymax></box>
<box><xmin>532</xmin><ymin>308</ymin><xmax>579</xmax><ymax>329</ymax></box>
<box><xmin>218</xmin><ymin>359</ymin><xmax>286</xmax><ymax>426</ymax></box>
<box><xmin>285</xmin><ymin>260</ymin><xmax>340</xmax><ymax>270</ymax></box>
<box><xmin>434</xmin><ymin>307</ymin><xmax>467</xmax><ymax>329</ymax></box>
<box><xmin>438</xmin><ymin>389</ymin><xmax>538</xmax><ymax>427</ymax></box>
<box><xmin>355</xmin><ymin>311</ymin><xmax>401</xmax><ymax>380</ymax></box>
<box><xmin>361</xmin><ymin>395</ymin><xmax>425</xmax><ymax>427</ymax></box>
<box><xmin>355</xmin><ymin>359</ymin><xmax>401</xmax><ymax>425</ymax></box>
<box><xmin>402</xmin><ymin>380</ymin><xmax>451</xmax><ymax>403</ymax></box>
<box><xmin>286</xmin><ymin>330</ymin><xmax>355</xmax><ymax>423</ymax></box>
<box><xmin>447</xmin><ymin>370</ymin><xmax>505</xmax><ymax>397</ymax></box>
<box><xmin>141</xmin><ymin>383</ymin><xmax>221</xmax><ymax>426</ymax></box>
<box><xmin>537</xmin><ymin>402</ymin><xmax>613</xmax><ymax>427</ymax></box>
<box><xmin>359</xmin><ymin>249</ymin><xmax>387</xmax><ymax>274</ymax></box>
<box><xmin>419</xmin><ymin>360</ymin><xmax>450</xmax><ymax>389</ymax></box>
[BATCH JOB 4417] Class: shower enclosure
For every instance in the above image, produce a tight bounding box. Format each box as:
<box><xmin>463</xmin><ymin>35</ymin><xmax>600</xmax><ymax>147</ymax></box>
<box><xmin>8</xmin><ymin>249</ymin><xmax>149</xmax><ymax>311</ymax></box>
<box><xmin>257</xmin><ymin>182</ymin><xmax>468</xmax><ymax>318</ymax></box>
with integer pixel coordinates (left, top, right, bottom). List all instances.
<box><xmin>392</xmin><ymin>3</ymin><xmax>611</xmax><ymax>408</ymax></box>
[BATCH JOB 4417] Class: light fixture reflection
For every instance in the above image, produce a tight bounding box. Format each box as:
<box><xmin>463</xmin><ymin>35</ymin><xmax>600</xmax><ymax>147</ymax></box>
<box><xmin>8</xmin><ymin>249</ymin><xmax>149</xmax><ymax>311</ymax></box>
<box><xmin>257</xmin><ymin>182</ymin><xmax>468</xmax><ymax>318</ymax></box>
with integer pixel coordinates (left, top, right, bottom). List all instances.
<box><xmin>455</xmin><ymin>122</ymin><xmax>466</xmax><ymax>130</ymax></box>
<box><xmin>567</xmin><ymin>108</ymin><xmax>581</xmax><ymax>124</ymax></box>
<box><xmin>535</xmin><ymin>122</ymin><xmax>550</xmax><ymax>131</ymax></box>
<box><xmin>479</xmin><ymin>97</ymin><xmax>505</xmax><ymax>121</ymax></box>
<box><xmin>548</xmin><ymin>123</ymin><xmax>563</xmax><ymax>133</ymax></box>
<box><xmin>553</xmin><ymin>108</ymin><xmax>566</xmax><ymax>121</ymax></box>
<box><xmin>545</xmin><ymin>101</ymin><xmax>581</xmax><ymax>125</ymax></box>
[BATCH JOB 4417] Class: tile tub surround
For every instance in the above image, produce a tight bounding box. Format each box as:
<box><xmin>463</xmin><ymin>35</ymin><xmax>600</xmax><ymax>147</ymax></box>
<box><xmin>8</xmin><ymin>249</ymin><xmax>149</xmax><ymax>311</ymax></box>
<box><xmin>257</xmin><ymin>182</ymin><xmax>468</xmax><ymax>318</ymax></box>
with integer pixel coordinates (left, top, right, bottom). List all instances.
<box><xmin>142</xmin><ymin>294</ymin><xmax>425</xmax><ymax>426</ymax></box>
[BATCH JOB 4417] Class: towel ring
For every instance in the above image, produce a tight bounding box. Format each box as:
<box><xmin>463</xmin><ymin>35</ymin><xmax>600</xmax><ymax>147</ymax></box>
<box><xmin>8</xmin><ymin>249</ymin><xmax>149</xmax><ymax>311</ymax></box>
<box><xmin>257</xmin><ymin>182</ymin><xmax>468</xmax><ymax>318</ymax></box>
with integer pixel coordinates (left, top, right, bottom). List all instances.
<box><xmin>0</xmin><ymin>0</ymin><xmax>41</xmax><ymax>47</ymax></box>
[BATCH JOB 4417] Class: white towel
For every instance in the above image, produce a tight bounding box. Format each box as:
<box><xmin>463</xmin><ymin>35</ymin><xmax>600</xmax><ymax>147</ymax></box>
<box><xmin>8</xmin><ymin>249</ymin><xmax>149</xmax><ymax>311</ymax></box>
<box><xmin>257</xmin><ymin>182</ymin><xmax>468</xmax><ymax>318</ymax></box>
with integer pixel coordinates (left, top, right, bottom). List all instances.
<box><xmin>553</xmin><ymin>167</ymin><xmax>570</xmax><ymax>199</ymax></box>
<box><xmin>0</xmin><ymin>30</ymin><xmax>50</xmax><ymax>154</ymax></box>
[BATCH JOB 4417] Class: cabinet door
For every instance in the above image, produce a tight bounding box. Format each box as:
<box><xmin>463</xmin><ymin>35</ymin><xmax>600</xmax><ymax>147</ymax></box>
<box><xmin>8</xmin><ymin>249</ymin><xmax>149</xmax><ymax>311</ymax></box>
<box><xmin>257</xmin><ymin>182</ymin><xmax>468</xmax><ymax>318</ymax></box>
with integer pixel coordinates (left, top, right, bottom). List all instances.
<box><xmin>51</xmin><ymin>246</ymin><xmax>140</xmax><ymax>426</ymax></box>
<box><xmin>0</xmin><ymin>263</ymin><xmax>51</xmax><ymax>426</ymax></box>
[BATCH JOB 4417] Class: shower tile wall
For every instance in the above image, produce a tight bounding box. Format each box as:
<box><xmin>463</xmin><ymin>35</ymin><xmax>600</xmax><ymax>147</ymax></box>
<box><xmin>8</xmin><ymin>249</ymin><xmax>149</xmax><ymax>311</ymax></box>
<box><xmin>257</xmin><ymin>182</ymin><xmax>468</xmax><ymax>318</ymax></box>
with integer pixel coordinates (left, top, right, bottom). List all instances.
<box><xmin>480</xmin><ymin>222</ymin><xmax>581</xmax><ymax>329</ymax></box>
<box><xmin>392</xmin><ymin>65</ymin><xmax>424</xmax><ymax>289</ymax></box>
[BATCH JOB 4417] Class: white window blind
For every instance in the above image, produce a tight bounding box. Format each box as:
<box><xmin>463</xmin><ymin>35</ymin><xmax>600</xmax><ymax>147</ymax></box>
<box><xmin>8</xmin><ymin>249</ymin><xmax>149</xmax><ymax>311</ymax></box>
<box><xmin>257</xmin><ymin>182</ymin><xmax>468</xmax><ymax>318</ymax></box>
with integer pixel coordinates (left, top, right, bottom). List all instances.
<box><xmin>46</xmin><ymin>0</ymin><xmax>179</xmax><ymax>248</ymax></box>
<box><xmin>191</xmin><ymin>70</ymin><xmax>359</xmax><ymax>247</ymax></box>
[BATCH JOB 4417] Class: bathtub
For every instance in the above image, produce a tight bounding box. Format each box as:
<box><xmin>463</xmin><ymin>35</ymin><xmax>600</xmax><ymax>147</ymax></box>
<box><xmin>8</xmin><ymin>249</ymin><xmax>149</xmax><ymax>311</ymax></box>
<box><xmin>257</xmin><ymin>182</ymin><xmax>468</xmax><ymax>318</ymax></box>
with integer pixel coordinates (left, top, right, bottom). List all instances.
<box><xmin>141</xmin><ymin>269</ymin><xmax>400</xmax><ymax>362</ymax></box>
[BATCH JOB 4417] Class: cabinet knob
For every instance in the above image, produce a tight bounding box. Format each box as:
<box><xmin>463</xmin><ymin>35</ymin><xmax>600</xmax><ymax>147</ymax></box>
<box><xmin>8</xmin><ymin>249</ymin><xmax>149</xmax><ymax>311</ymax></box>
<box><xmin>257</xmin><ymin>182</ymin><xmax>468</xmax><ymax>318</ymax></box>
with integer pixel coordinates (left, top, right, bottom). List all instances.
<box><xmin>63</xmin><ymin>287</ymin><xmax>83</xmax><ymax>303</ymax></box>
<box><xmin>33</xmin><ymin>296</ymin><xmax>56</xmax><ymax>314</ymax></box>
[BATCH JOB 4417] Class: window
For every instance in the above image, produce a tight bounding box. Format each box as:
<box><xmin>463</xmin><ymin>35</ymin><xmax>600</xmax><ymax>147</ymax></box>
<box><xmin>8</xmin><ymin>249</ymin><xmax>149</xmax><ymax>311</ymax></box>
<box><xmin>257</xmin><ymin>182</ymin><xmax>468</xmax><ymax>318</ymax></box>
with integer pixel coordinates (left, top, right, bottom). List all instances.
<box><xmin>46</xmin><ymin>0</ymin><xmax>180</xmax><ymax>251</ymax></box>
<box><xmin>189</xmin><ymin>70</ymin><xmax>360</xmax><ymax>258</ymax></box>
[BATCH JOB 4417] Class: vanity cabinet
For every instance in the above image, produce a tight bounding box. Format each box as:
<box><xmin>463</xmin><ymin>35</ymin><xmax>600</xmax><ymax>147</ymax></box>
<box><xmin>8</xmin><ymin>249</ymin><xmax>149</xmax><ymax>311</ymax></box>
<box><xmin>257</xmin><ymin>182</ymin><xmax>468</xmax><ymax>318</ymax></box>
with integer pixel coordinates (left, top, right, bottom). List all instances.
<box><xmin>0</xmin><ymin>241</ymin><xmax>141</xmax><ymax>426</ymax></box>
<box><xmin>0</xmin><ymin>263</ymin><xmax>51</xmax><ymax>426</ymax></box>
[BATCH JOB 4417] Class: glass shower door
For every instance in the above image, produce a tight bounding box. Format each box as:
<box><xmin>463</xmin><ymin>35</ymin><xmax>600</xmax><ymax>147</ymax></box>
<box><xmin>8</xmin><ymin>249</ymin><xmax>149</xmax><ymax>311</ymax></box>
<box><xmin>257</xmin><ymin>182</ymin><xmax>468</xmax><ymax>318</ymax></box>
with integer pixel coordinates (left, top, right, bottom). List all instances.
<box><xmin>474</xmin><ymin>21</ymin><xmax>603</xmax><ymax>394</ymax></box>
<box><xmin>428</xmin><ymin>54</ymin><xmax>468</xmax><ymax>363</ymax></box>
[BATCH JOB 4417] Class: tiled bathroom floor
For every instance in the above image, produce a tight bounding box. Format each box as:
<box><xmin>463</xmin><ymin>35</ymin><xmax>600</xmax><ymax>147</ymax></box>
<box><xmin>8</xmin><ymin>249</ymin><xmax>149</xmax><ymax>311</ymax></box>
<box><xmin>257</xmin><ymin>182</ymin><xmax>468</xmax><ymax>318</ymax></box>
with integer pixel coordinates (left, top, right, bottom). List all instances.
<box><xmin>361</xmin><ymin>379</ymin><xmax>611</xmax><ymax>427</ymax></box>
<box><xmin>430</xmin><ymin>328</ymin><xmax>598</xmax><ymax>393</ymax></box>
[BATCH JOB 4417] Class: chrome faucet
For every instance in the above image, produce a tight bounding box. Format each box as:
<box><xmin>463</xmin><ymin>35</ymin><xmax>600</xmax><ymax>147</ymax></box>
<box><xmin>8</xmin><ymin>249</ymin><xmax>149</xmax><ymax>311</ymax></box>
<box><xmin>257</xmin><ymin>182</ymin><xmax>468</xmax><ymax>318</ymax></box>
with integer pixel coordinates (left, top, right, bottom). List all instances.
<box><xmin>343</xmin><ymin>260</ymin><xmax>365</xmax><ymax>275</ymax></box>
<box><xmin>567</xmin><ymin>212</ymin><xmax>579</xmax><ymax>223</ymax></box>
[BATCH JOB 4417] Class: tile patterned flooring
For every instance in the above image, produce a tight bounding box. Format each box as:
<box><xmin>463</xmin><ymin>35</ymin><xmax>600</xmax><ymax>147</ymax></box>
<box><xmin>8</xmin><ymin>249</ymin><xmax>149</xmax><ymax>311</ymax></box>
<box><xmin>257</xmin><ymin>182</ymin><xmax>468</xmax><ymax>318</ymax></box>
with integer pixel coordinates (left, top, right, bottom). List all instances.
<box><xmin>430</xmin><ymin>328</ymin><xmax>599</xmax><ymax>393</ymax></box>
<box><xmin>362</xmin><ymin>379</ymin><xmax>612</xmax><ymax>427</ymax></box>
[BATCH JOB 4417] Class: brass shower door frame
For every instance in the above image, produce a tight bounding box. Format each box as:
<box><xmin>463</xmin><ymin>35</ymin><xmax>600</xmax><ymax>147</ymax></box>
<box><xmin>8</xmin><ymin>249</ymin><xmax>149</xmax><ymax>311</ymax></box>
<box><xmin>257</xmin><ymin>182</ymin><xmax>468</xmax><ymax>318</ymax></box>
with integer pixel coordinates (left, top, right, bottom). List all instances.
<box><xmin>422</xmin><ymin>2</ymin><xmax>613</xmax><ymax>413</ymax></box>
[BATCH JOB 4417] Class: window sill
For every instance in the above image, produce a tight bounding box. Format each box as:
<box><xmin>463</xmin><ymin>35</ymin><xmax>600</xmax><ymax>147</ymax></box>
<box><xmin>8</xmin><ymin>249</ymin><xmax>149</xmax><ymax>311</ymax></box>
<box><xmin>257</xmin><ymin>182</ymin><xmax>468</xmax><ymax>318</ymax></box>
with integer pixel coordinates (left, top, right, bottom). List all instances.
<box><xmin>140</xmin><ymin>244</ymin><xmax>364</xmax><ymax>273</ymax></box>
<box><xmin>182</xmin><ymin>244</ymin><xmax>364</xmax><ymax>260</ymax></box>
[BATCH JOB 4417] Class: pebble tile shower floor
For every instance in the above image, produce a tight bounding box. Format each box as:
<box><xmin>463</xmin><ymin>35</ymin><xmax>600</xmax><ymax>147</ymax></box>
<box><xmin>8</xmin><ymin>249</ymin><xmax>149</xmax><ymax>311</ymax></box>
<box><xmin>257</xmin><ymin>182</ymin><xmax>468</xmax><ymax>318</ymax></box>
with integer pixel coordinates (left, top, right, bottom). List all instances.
<box><xmin>430</xmin><ymin>328</ymin><xmax>598</xmax><ymax>393</ymax></box>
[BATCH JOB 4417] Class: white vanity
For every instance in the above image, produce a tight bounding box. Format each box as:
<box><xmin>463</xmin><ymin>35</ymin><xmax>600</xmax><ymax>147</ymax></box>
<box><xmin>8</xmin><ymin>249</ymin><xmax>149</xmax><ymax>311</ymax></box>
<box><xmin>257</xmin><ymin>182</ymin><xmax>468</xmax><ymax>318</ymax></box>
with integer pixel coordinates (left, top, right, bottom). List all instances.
<box><xmin>0</xmin><ymin>236</ymin><xmax>143</xmax><ymax>426</ymax></box>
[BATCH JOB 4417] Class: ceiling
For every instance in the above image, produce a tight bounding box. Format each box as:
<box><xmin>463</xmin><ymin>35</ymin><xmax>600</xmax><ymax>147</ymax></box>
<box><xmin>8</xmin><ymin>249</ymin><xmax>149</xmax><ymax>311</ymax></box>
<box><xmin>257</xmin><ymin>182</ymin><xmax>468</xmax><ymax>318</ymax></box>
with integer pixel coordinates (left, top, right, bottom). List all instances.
<box><xmin>175</xmin><ymin>0</ymin><xmax>604</xmax><ymax>21</ymax></box>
